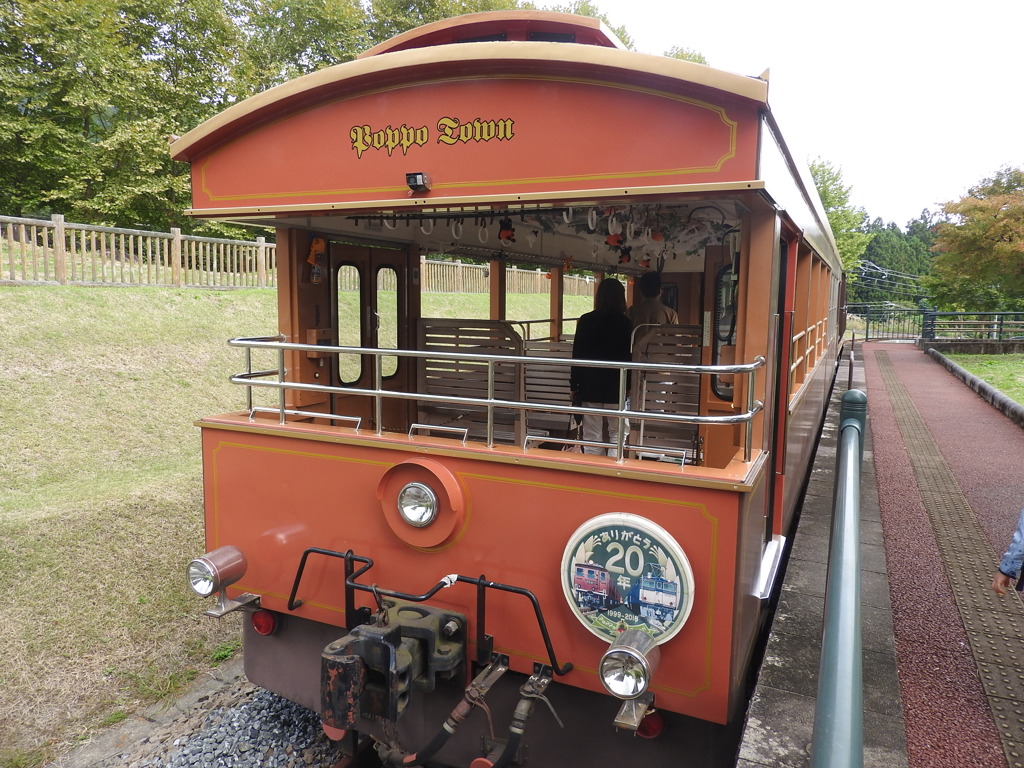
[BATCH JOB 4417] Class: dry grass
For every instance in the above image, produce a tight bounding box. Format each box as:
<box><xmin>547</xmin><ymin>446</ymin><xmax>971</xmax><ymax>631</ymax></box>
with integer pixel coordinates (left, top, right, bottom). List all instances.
<box><xmin>0</xmin><ymin>284</ymin><xmax>592</xmax><ymax>767</ymax></box>
<box><xmin>0</xmin><ymin>286</ymin><xmax>271</xmax><ymax>767</ymax></box>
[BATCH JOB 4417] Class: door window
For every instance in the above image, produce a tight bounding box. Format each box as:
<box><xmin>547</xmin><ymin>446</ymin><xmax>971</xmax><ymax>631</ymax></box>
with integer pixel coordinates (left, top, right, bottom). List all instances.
<box><xmin>337</xmin><ymin>264</ymin><xmax>361</xmax><ymax>384</ymax></box>
<box><xmin>376</xmin><ymin>266</ymin><xmax>398</xmax><ymax>378</ymax></box>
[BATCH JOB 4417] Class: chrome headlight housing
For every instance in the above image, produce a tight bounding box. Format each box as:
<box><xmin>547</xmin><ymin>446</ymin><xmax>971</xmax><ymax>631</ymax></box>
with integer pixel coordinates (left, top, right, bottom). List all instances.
<box><xmin>599</xmin><ymin>629</ymin><xmax>661</xmax><ymax>699</ymax></box>
<box><xmin>187</xmin><ymin>558</ymin><xmax>218</xmax><ymax>596</ymax></box>
<box><xmin>187</xmin><ymin>546</ymin><xmax>247</xmax><ymax>596</ymax></box>
<box><xmin>397</xmin><ymin>482</ymin><xmax>438</xmax><ymax>527</ymax></box>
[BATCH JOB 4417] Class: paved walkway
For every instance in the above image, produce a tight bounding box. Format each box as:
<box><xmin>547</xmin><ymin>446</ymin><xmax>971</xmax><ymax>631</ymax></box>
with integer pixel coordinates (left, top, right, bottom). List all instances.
<box><xmin>740</xmin><ymin>340</ymin><xmax>1024</xmax><ymax>768</ymax></box>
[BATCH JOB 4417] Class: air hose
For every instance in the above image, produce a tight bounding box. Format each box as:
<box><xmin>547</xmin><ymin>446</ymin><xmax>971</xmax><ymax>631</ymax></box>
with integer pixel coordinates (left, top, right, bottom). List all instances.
<box><xmin>376</xmin><ymin>655</ymin><xmax>509</xmax><ymax>767</ymax></box>
<box><xmin>472</xmin><ymin>667</ymin><xmax>561</xmax><ymax>768</ymax></box>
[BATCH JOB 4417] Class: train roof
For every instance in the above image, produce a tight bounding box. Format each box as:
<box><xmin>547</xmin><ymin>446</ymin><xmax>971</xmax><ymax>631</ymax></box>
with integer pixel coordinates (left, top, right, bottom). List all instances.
<box><xmin>170</xmin><ymin>16</ymin><xmax>767</xmax><ymax>164</ymax></box>
<box><xmin>169</xmin><ymin>10</ymin><xmax>838</xmax><ymax>272</ymax></box>
<box><xmin>356</xmin><ymin>10</ymin><xmax>629</xmax><ymax>56</ymax></box>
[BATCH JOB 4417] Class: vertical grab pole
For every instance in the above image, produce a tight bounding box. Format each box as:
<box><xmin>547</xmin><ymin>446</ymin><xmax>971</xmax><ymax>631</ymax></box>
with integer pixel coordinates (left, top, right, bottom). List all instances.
<box><xmin>486</xmin><ymin>360</ymin><xmax>495</xmax><ymax>448</ymax></box>
<box><xmin>615</xmin><ymin>368</ymin><xmax>628</xmax><ymax>462</ymax></box>
<box><xmin>245</xmin><ymin>346</ymin><xmax>254</xmax><ymax>416</ymax></box>
<box><xmin>374</xmin><ymin>350</ymin><xmax>383</xmax><ymax>436</ymax></box>
<box><xmin>744</xmin><ymin>366</ymin><xmax>755</xmax><ymax>462</ymax></box>
<box><xmin>278</xmin><ymin>347</ymin><xmax>287</xmax><ymax>425</ymax></box>
<box><xmin>811</xmin><ymin>389</ymin><xmax>867</xmax><ymax>768</ymax></box>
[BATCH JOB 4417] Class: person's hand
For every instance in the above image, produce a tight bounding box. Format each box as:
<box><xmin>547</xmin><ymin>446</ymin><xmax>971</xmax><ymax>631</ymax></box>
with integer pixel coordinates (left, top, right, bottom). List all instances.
<box><xmin>992</xmin><ymin>572</ymin><xmax>1014</xmax><ymax>595</ymax></box>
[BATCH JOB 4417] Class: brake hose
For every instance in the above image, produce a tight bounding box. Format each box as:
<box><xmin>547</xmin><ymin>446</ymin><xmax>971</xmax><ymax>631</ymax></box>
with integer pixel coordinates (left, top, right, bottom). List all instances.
<box><xmin>376</xmin><ymin>655</ymin><xmax>509</xmax><ymax>767</ymax></box>
<box><xmin>474</xmin><ymin>668</ymin><xmax>561</xmax><ymax>768</ymax></box>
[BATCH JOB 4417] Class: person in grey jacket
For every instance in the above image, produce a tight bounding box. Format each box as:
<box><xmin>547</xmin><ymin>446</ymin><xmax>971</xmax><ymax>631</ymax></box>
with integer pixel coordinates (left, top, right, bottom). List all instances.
<box><xmin>992</xmin><ymin>508</ymin><xmax>1024</xmax><ymax>595</ymax></box>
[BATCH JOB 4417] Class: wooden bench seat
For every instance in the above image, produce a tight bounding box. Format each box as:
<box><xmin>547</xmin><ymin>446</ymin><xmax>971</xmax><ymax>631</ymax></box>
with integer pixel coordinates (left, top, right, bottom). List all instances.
<box><xmin>412</xmin><ymin>320</ymin><xmax>707</xmax><ymax>457</ymax></box>
<box><xmin>523</xmin><ymin>339</ymin><xmax>575</xmax><ymax>440</ymax></box>
<box><xmin>631</xmin><ymin>325</ymin><xmax>703</xmax><ymax>463</ymax></box>
<box><xmin>415</xmin><ymin>318</ymin><xmax>524</xmax><ymax>443</ymax></box>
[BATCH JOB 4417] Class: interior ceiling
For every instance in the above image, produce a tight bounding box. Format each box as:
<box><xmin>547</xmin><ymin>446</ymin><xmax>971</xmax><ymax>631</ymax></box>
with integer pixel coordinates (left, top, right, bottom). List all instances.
<box><xmin>234</xmin><ymin>199</ymin><xmax>744</xmax><ymax>274</ymax></box>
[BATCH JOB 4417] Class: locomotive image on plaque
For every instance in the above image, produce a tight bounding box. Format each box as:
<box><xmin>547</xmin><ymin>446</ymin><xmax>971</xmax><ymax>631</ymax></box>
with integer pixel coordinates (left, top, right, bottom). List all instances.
<box><xmin>560</xmin><ymin>513</ymin><xmax>696</xmax><ymax>643</ymax></box>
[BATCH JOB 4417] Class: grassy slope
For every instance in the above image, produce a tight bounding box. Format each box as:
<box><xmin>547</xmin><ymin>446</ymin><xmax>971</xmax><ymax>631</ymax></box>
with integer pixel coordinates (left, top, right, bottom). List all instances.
<box><xmin>945</xmin><ymin>353</ymin><xmax>1024</xmax><ymax>405</ymax></box>
<box><xmin>0</xmin><ymin>285</ymin><xmax>591</xmax><ymax>766</ymax></box>
<box><xmin>0</xmin><ymin>286</ymin><xmax>276</xmax><ymax>765</ymax></box>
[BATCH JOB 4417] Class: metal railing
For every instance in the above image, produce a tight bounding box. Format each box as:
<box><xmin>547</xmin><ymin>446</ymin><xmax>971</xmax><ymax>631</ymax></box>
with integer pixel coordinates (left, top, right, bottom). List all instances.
<box><xmin>845</xmin><ymin>306</ymin><xmax>926</xmax><ymax>341</ymax></box>
<box><xmin>922</xmin><ymin>311</ymin><xmax>1024</xmax><ymax>341</ymax></box>
<box><xmin>811</xmin><ymin>389</ymin><xmax>867</xmax><ymax>768</ymax></box>
<box><xmin>846</xmin><ymin>308</ymin><xmax>1024</xmax><ymax>343</ymax></box>
<box><xmin>228</xmin><ymin>336</ymin><xmax>766</xmax><ymax>464</ymax></box>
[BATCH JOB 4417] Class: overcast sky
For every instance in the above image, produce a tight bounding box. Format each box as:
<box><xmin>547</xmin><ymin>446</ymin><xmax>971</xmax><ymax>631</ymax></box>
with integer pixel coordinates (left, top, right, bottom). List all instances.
<box><xmin>591</xmin><ymin>0</ymin><xmax>1024</xmax><ymax>229</ymax></box>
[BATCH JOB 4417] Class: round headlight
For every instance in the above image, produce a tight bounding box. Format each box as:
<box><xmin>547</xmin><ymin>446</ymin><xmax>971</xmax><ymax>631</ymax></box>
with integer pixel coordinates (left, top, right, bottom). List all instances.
<box><xmin>187</xmin><ymin>559</ymin><xmax>217</xmax><ymax>596</ymax></box>
<box><xmin>599</xmin><ymin>629</ymin><xmax>661</xmax><ymax>699</ymax></box>
<box><xmin>186</xmin><ymin>545</ymin><xmax>247</xmax><ymax>597</ymax></box>
<box><xmin>397</xmin><ymin>482</ymin><xmax>438</xmax><ymax>527</ymax></box>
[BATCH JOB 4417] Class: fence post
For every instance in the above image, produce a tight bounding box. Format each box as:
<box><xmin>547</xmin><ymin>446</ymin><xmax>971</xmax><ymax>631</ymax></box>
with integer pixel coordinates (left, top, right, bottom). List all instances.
<box><xmin>171</xmin><ymin>228</ymin><xmax>183</xmax><ymax>287</ymax></box>
<box><xmin>848</xmin><ymin>333</ymin><xmax>856</xmax><ymax>391</ymax></box>
<box><xmin>256</xmin><ymin>236</ymin><xmax>267</xmax><ymax>288</ymax></box>
<box><xmin>922</xmin><ymin>311</ymin><xmax>935</xmax><ymax>340</ymax></box>
<box><xmin>52</xmin><ymin>214</ymin><xmax>67</xmax><ymax>285</ymax></box>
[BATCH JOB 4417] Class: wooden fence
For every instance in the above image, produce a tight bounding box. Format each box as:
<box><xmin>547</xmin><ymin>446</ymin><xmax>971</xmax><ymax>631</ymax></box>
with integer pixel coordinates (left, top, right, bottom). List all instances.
<box><xmin>2</xmin><ymin>215</ymin><xmax>596</xmax><ymax>296</ymax></box>
<box><xmin>1</xmin><ymin>214</ymin><xmax>275</xmax><ymax>288</ymax></box>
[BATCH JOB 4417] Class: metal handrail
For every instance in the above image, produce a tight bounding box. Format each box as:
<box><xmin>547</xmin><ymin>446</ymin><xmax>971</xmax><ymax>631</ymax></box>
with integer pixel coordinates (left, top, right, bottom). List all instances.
<box><xmin>811</xmin><ymin>389</ymin><xmax>867</xmax><ymax>768</ymax></box>
<box><xmin>227</xmin><ymin>336</ymin><xmax>766</xmax><ymax>462</ymax></box>
<box><xmin>922</xmin><ymin>311</ymin><xmax>1024</xmax><ymax>341</ymax></box>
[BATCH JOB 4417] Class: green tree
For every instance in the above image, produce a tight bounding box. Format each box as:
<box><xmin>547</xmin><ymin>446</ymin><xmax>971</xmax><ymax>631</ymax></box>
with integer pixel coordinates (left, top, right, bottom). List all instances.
<box><xmin>925</xmin><ymin>166</ymin><xmax>1024</xmax><ymax>311</ymax></box>
<box><xmin>664</xmin><ymin>45</ymin><xmax>707</xmax><ymax>64</ymax></box>
<box><xmin>905</xmin><ymin>208</ymin><xmax>939</xmax><ymax>253</ymax></box>
<box><xmin>848</xmin><ymin>223</ymin><xmax>931</xmax><ymax>308</ymax></box>
<box><xmin>365</xmin><ymin>0</ymin><xmax>523</xmax><ymax>50</ymax></box>
<box><xmin>0</xmin><ymin>0</ymin><xmax>238</xmax><ymax>230</ymax></box>
<box><xmin>808</xmin><ymin>158</ymin><xmax>869</xmax><ymax>273</ymax></box>
<box><xmin>530</xmin><ymin>1</ymin><xmax>633</xmax><ymax>48</ymax></box>
<box><xmin>229</xmin><ymin>0</ymin><xmax>368</xmax><ymax>97</ymax></box>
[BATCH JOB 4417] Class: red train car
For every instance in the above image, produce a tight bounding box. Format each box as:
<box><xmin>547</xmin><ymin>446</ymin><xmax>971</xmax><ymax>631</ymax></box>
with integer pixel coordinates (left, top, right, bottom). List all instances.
<box><xmin>572</xmin><ymin>562</ymin><xmax>621</xmax><ymax>612</ymax></box>
<box><xmin>172</xmin><ymin>10</ymin><xmax>843</xmax><ymax>766</ymax></box>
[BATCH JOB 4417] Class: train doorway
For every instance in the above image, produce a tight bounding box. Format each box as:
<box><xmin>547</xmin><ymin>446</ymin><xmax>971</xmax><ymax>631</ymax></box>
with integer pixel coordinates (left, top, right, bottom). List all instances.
<box><xmin>330</xmin><ymin>241</ymin><xmax>417</xmax><ymax>432</ymax></box>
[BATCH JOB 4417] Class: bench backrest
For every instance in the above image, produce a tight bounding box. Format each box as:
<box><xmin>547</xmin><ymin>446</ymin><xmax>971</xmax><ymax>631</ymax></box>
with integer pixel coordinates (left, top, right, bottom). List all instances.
<box><xmin>415</xmin><ymin>318</ymin><xmax>524</xmax><ymax>442</ymax></box>
<box><xmin>632</xmin><ymin>324</ymin><xmax>703</xmax><ymax>460</ymax></box>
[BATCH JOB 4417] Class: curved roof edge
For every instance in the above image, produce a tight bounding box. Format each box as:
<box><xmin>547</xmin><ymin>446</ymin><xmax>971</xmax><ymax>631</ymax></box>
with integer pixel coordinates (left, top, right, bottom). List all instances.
<box><xmin>170</xmin><ymin>41</ymin><xmax>768</xmax><ymax>162</ymax></box>
<box><xmin>358</xmin><ymin>10</ymin><xmax>627</xmax><ymax>58</ymax></box>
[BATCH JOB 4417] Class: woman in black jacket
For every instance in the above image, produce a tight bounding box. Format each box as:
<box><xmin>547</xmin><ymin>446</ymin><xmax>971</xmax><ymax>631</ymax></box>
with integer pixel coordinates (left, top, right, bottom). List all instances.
<box><xmin>570</xmin><ymin>278</ymin><xmax>632</xmax><ymax>456</ymax></box>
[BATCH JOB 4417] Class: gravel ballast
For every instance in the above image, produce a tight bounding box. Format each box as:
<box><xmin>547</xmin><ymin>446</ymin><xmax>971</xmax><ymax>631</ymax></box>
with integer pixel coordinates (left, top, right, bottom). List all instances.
<box><xmin>50</xmin><ymin>658</ymin><xmax>344</xmax><ymax>768</ymax></box>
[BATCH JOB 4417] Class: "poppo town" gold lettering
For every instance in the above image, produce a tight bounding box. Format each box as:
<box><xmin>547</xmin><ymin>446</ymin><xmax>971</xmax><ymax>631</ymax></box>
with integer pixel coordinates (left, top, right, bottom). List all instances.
<box><xmin>435</xmin><ymin>116</ymin><xmax>515</xmax><ymax>145</ymax></box>
<box><xmin>349</xmin><ymin>116</ymin><xmax>515</xmax><ymax>158</ymax></box>
<box><xmin>349</xmin><ymin>124</ymin><xmax>429</xmax><ymax>159</ymax></box>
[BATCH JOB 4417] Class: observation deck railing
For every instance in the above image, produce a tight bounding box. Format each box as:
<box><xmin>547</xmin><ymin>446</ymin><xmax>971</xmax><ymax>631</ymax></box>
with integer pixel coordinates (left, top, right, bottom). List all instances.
<box><xmin>225</xmin><ymin>336</ymin><xmax>766</xmax><ymax>465</ymax></box>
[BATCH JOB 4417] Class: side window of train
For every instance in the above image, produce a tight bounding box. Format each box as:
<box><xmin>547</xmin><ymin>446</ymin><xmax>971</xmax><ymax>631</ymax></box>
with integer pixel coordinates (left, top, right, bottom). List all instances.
<box><xmin>712</xmin><ymin>261</ymin><xmax>739</xmax><ymax>400</ymax></box>
<box><xmin>376</xmin><ymin>266</ymin><xmax>398</xmax><ymax>378</ymax></box>
<box><xmin>337</xmin><ymin>264</ymin><xmax>361</xmax><ymax>384</ymax></box>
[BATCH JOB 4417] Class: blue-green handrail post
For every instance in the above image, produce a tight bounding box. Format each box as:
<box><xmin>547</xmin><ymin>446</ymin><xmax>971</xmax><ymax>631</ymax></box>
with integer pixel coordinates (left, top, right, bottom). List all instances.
<box><xmin>811</xmin><ymin>389</ymin><xmax>867</xmax><ymax>768</ymax></box>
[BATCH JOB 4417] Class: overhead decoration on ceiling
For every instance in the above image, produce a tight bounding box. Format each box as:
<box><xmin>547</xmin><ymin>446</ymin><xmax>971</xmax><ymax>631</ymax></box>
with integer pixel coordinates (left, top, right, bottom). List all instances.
<box><xmin>349</xmin><ymin>201</ymin><xmax>741</xmax><ymax>272</ymax></box>
<box><xmin>528</xmin><ymin>203</ymin><xmax>738</xmax><ymax>270</ymax></box>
